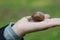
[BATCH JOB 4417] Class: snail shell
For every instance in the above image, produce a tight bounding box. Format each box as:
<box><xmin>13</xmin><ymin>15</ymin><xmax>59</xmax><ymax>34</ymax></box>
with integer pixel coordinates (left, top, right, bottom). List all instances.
<box><xmin>28</xmin><ymin>12</ymin><xmax>45</xmax><ymax>22</ymax></box>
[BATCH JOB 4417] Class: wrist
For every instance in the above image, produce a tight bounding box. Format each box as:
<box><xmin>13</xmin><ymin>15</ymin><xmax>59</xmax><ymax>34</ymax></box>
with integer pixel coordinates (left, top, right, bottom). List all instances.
<box><xmin>4</xmin><ymin>22</ymin><xmax>23</xmax><ymax>40</ymax></box>
<box><xmin>12</xmin><ymin>24</ymin><xmax>26</xmax><ymax>36</ymax></box>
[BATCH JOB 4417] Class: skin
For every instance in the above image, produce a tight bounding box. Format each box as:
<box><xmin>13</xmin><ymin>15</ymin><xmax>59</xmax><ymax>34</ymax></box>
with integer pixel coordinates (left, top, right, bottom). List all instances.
<box><xmin>12</xmin><ymin>14</ymin><xmax>60</xmax><ymax>36</ymax></box>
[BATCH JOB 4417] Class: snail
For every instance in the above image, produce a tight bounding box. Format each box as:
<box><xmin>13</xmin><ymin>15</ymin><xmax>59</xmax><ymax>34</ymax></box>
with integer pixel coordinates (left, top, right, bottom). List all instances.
<box><xmin>28</xmin><ymin>12</ymin><xmax>45</xmax><ymax>22</ymax></box>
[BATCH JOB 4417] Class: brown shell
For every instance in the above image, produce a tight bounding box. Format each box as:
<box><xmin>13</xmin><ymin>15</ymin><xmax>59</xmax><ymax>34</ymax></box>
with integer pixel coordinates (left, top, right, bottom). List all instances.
<box><xmin>32</xmin><ymin>12</ymin><xmax>44</xmax><ymax>22</ymax></box>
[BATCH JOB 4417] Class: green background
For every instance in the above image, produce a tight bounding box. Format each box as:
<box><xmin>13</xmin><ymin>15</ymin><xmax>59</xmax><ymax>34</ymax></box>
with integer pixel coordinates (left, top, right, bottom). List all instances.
<box><xmin>0</xmin><ymin>0</ymin><xmax>60</xmax><ymax>40</ymax></box>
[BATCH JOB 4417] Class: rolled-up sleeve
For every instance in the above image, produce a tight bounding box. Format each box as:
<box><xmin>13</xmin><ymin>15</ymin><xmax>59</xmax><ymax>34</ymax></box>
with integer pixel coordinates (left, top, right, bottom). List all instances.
<box><xmin>0</xmin><ymin>22</ymin><xmax>24</xmax><ymax>40</ymax></box>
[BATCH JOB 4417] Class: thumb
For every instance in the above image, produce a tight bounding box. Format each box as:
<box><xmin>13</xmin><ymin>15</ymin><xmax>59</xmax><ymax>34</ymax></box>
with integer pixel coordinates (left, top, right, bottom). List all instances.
<box><xmin>44</xmin><ymin>14</ymin><xmax>51</xmax><ymax>19</ymax></box>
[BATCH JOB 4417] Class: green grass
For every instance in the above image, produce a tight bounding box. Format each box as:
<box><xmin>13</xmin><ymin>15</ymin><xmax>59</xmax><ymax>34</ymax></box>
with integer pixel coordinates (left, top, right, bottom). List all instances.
<box><xmin>0</xmin><ymin>0</ymin><xmax>60</xmax><ymax>40</ymax></box>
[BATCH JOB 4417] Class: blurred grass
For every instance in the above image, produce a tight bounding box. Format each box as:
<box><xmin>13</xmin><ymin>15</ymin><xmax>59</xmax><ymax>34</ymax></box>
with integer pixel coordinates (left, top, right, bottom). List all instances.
<box><xmin>0</xmin><ymin>0</ymin><xmax>60</xmax><ymax>40</ymax></box>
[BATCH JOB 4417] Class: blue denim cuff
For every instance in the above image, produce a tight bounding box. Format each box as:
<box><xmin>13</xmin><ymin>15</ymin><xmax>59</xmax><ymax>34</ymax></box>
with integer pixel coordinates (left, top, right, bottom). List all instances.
<box><xmin>3</xmin><ymin>22</ymin><xmax>22</xmax><ymax>40</ymax></box>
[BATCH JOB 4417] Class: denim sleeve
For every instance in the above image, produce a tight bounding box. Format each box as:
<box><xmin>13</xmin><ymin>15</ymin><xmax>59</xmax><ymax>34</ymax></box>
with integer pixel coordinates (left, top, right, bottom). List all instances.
<box><xmin>3</xmin><ymin>22</ymin><xmax>23</xmax><ymax>40</ymax></box>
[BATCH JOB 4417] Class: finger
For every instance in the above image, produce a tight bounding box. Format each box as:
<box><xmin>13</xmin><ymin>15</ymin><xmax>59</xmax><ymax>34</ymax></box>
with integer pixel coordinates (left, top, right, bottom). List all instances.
<box><xmin>44</xmin><ymin>14</ymin><xmax>51</xmax><ymax>19</ymax></box>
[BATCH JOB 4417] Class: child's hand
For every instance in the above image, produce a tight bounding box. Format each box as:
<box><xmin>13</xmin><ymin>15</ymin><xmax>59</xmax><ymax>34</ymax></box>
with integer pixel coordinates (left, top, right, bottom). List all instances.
<box><xmin>12</xmin><ymin>14</ymin><xmax>60</xmax><ymax>36</ymax></box>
